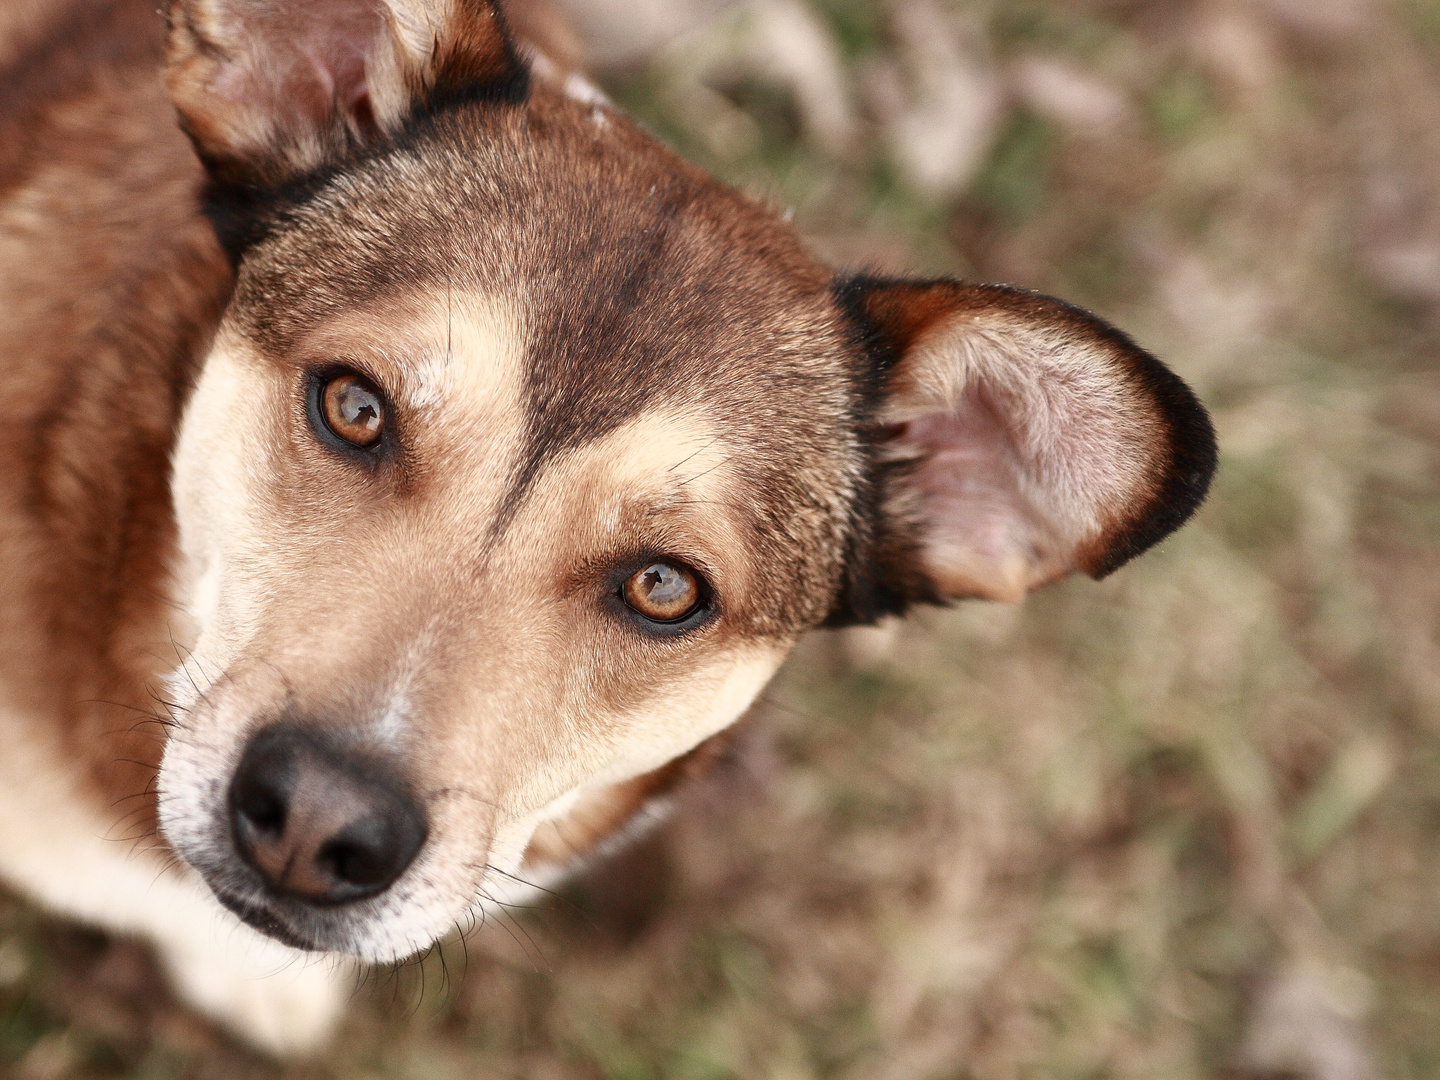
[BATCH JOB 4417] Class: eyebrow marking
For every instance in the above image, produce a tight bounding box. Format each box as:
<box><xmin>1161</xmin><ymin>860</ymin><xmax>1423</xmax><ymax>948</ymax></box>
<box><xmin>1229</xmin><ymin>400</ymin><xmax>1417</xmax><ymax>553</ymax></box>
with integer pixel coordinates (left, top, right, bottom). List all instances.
<box><xmin>487</xmin><ymin>412</ymin><xmax>734</xmax><ymax>552</ymax></box>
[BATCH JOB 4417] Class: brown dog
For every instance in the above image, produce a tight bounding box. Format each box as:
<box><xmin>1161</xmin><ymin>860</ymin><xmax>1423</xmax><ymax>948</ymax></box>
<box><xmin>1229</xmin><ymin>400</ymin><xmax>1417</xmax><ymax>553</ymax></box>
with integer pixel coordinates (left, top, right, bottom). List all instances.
<box><xmin>0</xmin><ymin>0</ymin><xmax>1215</xmax><ymax>1054</ymax></box>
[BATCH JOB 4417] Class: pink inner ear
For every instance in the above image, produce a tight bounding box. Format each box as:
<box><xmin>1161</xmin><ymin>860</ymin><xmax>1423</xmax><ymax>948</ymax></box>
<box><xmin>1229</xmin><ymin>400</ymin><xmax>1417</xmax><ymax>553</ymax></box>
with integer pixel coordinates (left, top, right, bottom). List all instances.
<box><xmin>858</xmin><ymin>283</ymin><xmax>1210</xmax><ymax>606</ymax></box>
<box><xmin>890</xmin><ymin>390</ymin><xmax>1063</xmax><ymax>604</ymax></box>
<box><xmin>208</xmin><ymin>0</ymin><xmax>388</xmax><ymax>142</ymax></box>
<box><xmin>331</xmin><ymin>48</ymin><xmax>380</xmax><ymax>139</ymax></box>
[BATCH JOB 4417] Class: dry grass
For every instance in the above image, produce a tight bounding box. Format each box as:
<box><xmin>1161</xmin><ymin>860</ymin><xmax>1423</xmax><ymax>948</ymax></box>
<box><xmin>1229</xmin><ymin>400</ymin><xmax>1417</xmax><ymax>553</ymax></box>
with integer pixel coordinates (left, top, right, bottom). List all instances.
<box><xmin>4</xmin><ymin>0</ymin><xmax>1440</xmax><ymax>1077</ymax></box>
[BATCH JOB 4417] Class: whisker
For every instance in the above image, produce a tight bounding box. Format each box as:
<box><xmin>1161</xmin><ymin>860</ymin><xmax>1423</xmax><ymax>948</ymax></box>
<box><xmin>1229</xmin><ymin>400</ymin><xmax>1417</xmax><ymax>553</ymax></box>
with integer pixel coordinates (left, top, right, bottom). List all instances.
<box><xmin>677</xmin><ymin>454</ymin><xmax>732</xmax><ymax>486</ymax></box>
<box><xmin>476</xmin><ymin>889</ymin><xmax>549</xmax><ymax>973</ymax></box>
<box><xmin>666</xmin><ymin>436</ymin><xmax>722</xmax><ymax>474</ymax></box>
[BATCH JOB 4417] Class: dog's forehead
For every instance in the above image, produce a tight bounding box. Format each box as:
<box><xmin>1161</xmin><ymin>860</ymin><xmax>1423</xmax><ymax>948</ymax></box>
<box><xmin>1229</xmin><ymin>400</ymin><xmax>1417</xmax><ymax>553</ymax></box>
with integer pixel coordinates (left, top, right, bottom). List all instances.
<box><xmin>231</xmin><ymin>95</ymin><xmax>850</xmax><ymax>406</ymax></box>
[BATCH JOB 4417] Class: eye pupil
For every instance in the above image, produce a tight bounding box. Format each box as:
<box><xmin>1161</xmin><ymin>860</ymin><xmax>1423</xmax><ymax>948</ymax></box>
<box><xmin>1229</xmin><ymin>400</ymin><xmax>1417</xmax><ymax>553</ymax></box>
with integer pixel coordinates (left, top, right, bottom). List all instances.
<box><xmin>623</xmin><ymin>561</ymin><xmax>703</xmax><ymax>624</ymax></box>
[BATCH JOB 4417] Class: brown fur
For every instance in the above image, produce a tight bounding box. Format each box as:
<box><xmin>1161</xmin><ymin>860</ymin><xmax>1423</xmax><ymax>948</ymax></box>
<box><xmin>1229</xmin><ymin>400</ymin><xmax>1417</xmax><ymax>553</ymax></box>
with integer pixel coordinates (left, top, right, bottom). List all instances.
<box><xmin>0</xmin><ymin>0</ymin><xmax>228</xmax><ymax>841</ymax></box>
<box><xmin>0</xmin><ymin>0</ymin><xmax>752</xmax><ymax>874</ymax></box>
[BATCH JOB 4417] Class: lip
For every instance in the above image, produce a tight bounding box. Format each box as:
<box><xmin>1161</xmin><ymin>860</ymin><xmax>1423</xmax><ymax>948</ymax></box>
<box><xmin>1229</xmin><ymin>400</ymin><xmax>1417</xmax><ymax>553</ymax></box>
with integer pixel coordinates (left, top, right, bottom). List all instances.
<box><xmin>215</xmin><ymin>890</ymin><xmax>321</xmax><ymax>952</ymax></box>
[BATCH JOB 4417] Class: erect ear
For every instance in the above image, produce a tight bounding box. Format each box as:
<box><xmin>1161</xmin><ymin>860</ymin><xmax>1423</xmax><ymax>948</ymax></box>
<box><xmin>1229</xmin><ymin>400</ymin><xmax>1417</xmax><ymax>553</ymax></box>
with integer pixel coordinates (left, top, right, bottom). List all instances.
<box><xmin>831</xmin><ymin>277</ymin><xmax>1217</xmax><ymax>618</ymax></box>
<box><xmin>165</xmin><ymin>0</ymin><xmax>527</xmax><ymax>190</ymax></box>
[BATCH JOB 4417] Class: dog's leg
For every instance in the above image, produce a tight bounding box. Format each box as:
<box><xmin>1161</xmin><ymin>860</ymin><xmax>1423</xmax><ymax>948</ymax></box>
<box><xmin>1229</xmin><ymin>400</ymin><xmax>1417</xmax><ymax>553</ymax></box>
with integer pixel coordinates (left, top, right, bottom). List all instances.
<box><xmin>150</xmin><ymin>909</ymin><xmax>354</xmax><ymax>1057</ymax></box>
<box><xmin>0</xmin><ymin>710</ymin><xmax>350</xmax><ymax>1055</ymax></box>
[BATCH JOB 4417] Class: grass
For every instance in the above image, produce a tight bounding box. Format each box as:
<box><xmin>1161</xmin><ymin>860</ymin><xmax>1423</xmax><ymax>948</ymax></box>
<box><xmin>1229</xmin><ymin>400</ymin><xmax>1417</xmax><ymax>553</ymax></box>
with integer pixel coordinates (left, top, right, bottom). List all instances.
<box><xmin>5</xmin><ymin>0</ymin><xmax>1440</xmax><ymax>1077</ymax></box>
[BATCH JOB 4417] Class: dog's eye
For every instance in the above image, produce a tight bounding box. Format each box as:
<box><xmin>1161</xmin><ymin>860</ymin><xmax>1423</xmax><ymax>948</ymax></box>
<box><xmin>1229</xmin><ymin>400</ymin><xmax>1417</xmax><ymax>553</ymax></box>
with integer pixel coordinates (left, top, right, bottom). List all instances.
<box><xmin>320</xmin><ymin>373</ymin><xmax>385</xmax><ymax>448</ymax></box>
<box><xmin>622</xmin><ymin>561</ymin><xmax>703</xmax><ymax>623</ymax></box>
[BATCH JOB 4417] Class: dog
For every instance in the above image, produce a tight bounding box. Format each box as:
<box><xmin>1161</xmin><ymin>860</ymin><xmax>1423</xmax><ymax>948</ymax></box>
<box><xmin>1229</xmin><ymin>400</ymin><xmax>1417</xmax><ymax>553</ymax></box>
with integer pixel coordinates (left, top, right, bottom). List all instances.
<box><xmin>0</xmin><ymin>0</ymin><xmax>1216</xmax><ymax>1055</ymax></box>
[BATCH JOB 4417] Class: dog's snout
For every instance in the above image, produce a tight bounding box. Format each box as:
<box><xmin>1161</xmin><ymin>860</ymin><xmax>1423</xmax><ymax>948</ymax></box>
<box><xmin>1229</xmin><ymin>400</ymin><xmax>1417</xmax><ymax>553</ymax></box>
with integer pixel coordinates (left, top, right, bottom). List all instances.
<box><xmin>228</xmin><ymin>724</ymin><xmax>427</xmax><ymax>905</ymax></box>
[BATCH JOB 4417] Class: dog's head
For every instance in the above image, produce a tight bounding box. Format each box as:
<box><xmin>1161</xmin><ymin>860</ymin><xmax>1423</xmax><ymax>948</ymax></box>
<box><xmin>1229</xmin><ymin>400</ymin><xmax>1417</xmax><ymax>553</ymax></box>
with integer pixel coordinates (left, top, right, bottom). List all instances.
<box><xmin>156</xmin><ymin>0</ymin><xmax>1216</xmax><ymax>961</ymax></box>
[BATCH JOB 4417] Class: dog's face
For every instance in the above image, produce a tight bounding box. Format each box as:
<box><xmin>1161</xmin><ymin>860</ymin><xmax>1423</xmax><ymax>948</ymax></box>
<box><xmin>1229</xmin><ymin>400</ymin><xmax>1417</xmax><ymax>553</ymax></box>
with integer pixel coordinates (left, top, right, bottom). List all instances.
<box><xmin>157</xmin><ymin>0</ymin><xmax>1216</xmax><ymax>961</ymax></box>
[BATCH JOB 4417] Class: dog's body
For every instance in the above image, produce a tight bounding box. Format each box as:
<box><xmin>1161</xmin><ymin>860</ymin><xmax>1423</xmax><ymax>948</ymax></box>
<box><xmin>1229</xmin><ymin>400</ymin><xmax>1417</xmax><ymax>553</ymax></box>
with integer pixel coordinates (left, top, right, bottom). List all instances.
<box><xmin>0</xmin><ymin>0</ymin><xmax>1216</xmax><ymax>1055</ymax></box>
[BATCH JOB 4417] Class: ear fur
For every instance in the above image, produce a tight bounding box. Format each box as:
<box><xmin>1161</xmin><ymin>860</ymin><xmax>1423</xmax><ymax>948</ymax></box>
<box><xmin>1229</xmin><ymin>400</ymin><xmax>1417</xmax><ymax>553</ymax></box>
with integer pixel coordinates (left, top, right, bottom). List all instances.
<box><xmin>830</xmin><ymin>276</ymin><xmax>1216</xmax><ymax>618</ymax></box>
<box><xmin>164</xmin><ymin>0</ymin><xmax>527</xmax><ymax>192</ymax></box>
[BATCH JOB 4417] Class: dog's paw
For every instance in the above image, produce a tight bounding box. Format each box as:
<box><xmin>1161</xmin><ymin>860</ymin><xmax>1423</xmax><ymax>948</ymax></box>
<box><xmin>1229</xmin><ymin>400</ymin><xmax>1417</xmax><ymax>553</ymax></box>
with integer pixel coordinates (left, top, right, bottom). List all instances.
<box><xmin>156</xmin><ymin>930</ymin><xmax>353</xmax><ymax>1056</ymax></box>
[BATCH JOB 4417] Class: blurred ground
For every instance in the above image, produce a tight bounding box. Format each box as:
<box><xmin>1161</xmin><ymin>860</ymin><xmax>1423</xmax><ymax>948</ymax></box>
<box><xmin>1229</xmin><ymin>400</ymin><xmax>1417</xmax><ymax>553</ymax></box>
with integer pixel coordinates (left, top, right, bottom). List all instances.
<box><xmin>4</xmin><ymin>0</ymin><xmax>1440</xmax><ymax>1077</ymax></box>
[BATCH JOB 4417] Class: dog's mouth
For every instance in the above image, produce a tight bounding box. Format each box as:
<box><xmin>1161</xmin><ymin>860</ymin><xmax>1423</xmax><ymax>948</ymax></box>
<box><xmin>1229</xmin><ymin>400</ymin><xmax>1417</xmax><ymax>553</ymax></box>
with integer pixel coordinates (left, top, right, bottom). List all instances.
<box><xmin>168</xmin><ymin>717</ymin><xmax>441</xmax><ymax>957</ymax></box>
<box><xmin>214</xmin><ymin>890</ymin><xmax>324</xmax><ymax>952</ymax></box>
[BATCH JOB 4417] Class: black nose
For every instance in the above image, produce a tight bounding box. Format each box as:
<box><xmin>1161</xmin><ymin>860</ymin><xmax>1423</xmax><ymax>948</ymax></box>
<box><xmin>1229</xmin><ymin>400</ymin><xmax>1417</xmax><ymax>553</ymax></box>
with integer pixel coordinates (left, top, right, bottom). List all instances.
<box><xmin>228</xmin><ymin>724</ymin><xmax>427</xmax><ymax>905</ymax></box>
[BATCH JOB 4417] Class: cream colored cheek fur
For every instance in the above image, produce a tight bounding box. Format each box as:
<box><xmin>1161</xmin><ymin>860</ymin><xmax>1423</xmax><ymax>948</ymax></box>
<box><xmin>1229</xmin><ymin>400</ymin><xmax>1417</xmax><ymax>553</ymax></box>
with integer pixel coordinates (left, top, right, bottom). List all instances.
<box><xmin>469</xmin><ymin>410</ymin><xmax>763</xmax><ymax>837</ymax></box>
<box><xmin>169</xmin><ymin>331</ymin><xmax>278</xmax><ymax>668</ymax></box>
<box><xmin>159</xmin><ymin>295</ymin><xmax>533</xmax><ymax>943</ymax></box>
<box><xmin>2</xmin><ymin>334</ymin><xmax>356</xmax><ymax>1050</ymax></box>
<box><xmin>159</xmin><ymin>337</ymin><xmax>298</xmax><ymax>916</ymax></box>
<box><xmin>446</xmin><ymin>417</ymin><xmax>785</xmax><ymax>908</ymax></box>
<box><xmin>257</xmin><ymin>648</ymin><xmax>788</xmax><ymax>962</ymax></box>
<box><xmin>0</xmin><ymin>336</ymin><xmax>370</xmax><ymax>1058</ymax></box>
<box><xmin>484</xmin><ymin>645</ymin><xmax>788</xmax><ymax>891</ymax></box>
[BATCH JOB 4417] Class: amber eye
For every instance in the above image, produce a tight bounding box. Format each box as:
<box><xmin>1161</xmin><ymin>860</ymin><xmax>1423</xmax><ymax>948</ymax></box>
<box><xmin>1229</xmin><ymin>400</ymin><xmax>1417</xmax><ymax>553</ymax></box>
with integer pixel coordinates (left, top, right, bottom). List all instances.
<box><xmin>621</xmin><ymin>561</ymin><xmax>703</xmax><ymax>623</ymax></box>
<box><xmin>320</xmin><ymin>373</ymin><xmax>385</xmax><ymax>447</ymax></box>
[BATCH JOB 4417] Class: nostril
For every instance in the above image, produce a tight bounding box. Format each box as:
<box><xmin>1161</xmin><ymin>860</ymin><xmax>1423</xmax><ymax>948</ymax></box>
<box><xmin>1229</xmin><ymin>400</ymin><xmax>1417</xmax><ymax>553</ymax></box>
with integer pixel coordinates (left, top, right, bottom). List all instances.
<box><xmin>318</xmin><ymin>819</ymin><xmax>391</xmax><ymax>890</ymax></box>
<box><xmin>233</xmin><ymin>781</ymin><xmax>287</xmax><ymax>838</ymax></box>
<box><xmin>317</xmin><ymin>800</ymin><xmax>427</xmax><ymax>897</ymax></box>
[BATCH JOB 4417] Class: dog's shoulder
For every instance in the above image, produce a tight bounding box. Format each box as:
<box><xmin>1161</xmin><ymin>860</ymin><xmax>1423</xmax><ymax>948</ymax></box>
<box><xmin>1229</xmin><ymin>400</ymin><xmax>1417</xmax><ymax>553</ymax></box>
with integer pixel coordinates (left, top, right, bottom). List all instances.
<box><xmin>0</xmin><ymin>0</ymin><xmax>228</xmax><ymax>824</ymax></box>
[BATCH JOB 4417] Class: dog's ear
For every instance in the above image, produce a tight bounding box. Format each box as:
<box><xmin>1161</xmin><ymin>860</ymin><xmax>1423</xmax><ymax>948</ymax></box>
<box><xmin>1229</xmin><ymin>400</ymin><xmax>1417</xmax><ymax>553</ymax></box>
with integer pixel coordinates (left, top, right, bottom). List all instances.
<box><xmin>831</xmin><ymin>277</ymin><xmax>1217</xmax><ymax>619</ymax></box>
<box><xmin>165</xmin><ymin>0</ymin><xmax>526</xmax><ymax>189</ymax></box>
